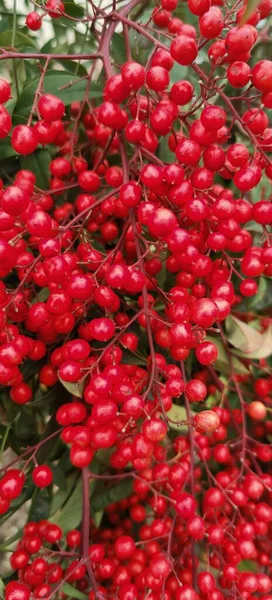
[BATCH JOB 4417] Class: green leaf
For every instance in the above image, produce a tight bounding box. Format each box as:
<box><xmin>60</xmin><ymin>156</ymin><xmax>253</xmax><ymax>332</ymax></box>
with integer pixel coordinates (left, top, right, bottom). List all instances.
<box><xmin>111</xmin><ymin>33</ymin><xmax>126</xmax><ymax>65</ymax></box>
<box><xmin>35</xmin><ymin>402</ymin><xmax>63</xmax><ymax>463</ymax></box>
<box><xmin>62</xmin><ymin>583</ymin><xmax>88</xmax><ymax>600</ymax></box>
<box><xmin>51</xmin><ymin>476</ymin><xmax>95</xmax><ymax>533</ymax></box>
<box><xmin>40</xmin><ymin>40</ymin><xmax>58</xmax><ymax>54</ymax></box>
<box><xmin>50</xmin><ymin>473</ymin><xmax>77</xmax><ymax>516</ymax></box>
<box><xmin>0</xmin><ymin>29</ymin><xmax>36</xmax><ymax>48</ymax></box>
<box><xmin>0</xmin><ymin>138</ymin><xmax>17</xmax><ymax>159</ymax></box>
<box><xmin>249</xmin><ymin>277</ymin><xmax>272</xmax><ymax>311</ymax></box>
<box><xmin>21</xmin><ymin>358</ymin><xmax>44</xmax><ymax>381</ymax></box>
<box><xmin>56</xmin><ymin>59</ymin><xmax>87</xmax><ymax>78</ymax></box>
<box><xmin>58</xmin><ymin>375</ymin><xmax>84</xmax><ymax>398</ymax></box>
<box><xmin>240</xmin><ymin>0</ymin><xmax>261</xmax><ymax>23</ymax></box>
<box><xmin>64</xmin><ymin>1</ymin><xmax>85</xmax><ymax>17</ymax></box>
<box><xmin>0</xmin><ymin>17</ymin><xmax>10</xmax><ymax>34</ymax></box>
<box><xmin>15</xmin><ymin>409</ymin><xmax>36</xmax><ymax>440</ymax></box>
<box><xmin>204</xmin><ymin>394</ymin><xmax>218</xmax><ymax>409</ymax></box>
<box><xmin>156</xmin><ymin>260</ymin><xmax>167</xmax><ymax>289</ymax></box>
<box><xmin>0</xmin><ymin>577</ymin><xmax>4</xmax><ymax>598</ymax></box>
<box><xmin>95</xmin><ymin>448</ymin><xmax>114</xmax><ymax>465</ymax></box>
<box><xmin>159</xmin><ymin>137</ymin><xmax>175</xmax><ymax>163</ymax></box>
<box><xmin>28</xmin><ymin>487</ymin><xmax>52</xmax><ymax>522</ymax></box>
<box><xmin>134</xmin><ymin>4</ymin><xmax>153</xmax><ymax>22</ymax></box>
<box><xmin>6</xmin><ymin>96</ymin><xmax>19</xmax><ymax>118</ymax></box>
<box><xmin>93</xmin><ymin>509</ymin><xmax>104</xmax><ymax>527</ymax></box>
<box><xmin>91</xmin><ymin>479</ymin><xmax>133</xmax><ymax>513</ymax></box>
<box><xmin>166</xmin><ymin>403</ymin><xmax>190</xmax><ymax>432</ymax></box>
<box><xmin>15</xmin><ymin>72</ymin><xmax>102</xmax><ymax>119</ymax></box>
<box><xmin>225</xmin><ymin>315</ymin><xmax>263</xmax><ymax>354</ymax></box>
<box><xmin>238</xmin><ymin>560</ymin><xmax>258</xmax><ymax>572</ymax></box>
<box><xmin>21</xmin><ymin>149</ymin><xmax>51</xmax><ymax>190</ymax></box>
<box><xmin>251</xmin><ymin>174</ymin><xmax>271</xmax><ymax>204</ymax></box>
<box><xmin>11</xmin><ymin>59</ymin><xmax>27</xmax><ymax>96</ymax></box>
<box><xmin>205</xmin><ymin>336</ymin><xmax>249</xmax><ymax>375</ymax></box>
<box><xmin>51</xmin><ymin>464</ymin><xmax>67</xmax><ymax>490</ymax></box>
<box><xmin>5</xmin><ymin>397</ymin><xmax>21</xmax><ymax>422</ymax></box>
<box><xmin>170</xmin><ymin>62</ymin><xmax>188</xmax><ymax>84</ymax></box>
<box><xmin>0</xmin><ymin>529</ymin><xmax>23</xmax><ymax>552</ymax></box>
<box><xmin>121</xmin><ymin>350</ymin><xmax>146</xmax><ymax>365</ymax></box>
<box><xmin>32</xmin><ymin>287</ymin><xmax>50</xmax><ymax>303</ymax></box>
<box><xmin>51</xmin><ymin>478</ymin><xmax>83</xmax><ymax>532</ymax></box>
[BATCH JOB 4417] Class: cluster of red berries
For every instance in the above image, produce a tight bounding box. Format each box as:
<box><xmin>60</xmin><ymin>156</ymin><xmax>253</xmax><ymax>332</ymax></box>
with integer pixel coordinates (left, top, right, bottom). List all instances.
<box><xmin>25</xmin><ymin>0</ymin><xmax>66</xmax><ymax>31</ymax></box>
<box><xmin>1</xmin><ymin>0</ymin><xmax>272</xmax><ymax>597</ymax></box>
<box><xmin>0</xmin><ymin>465</ymin><xmax>53</xmax><ymax>516</ymax></box>
<box><xmin>5</xmin><ymin>453</ymin><xmax>272</xmax><ymax>600</ymax></box>
<box><xmin>7</xmin><ymin>521</ymin><xmax>85</xmax><ymax>600</ymax></box>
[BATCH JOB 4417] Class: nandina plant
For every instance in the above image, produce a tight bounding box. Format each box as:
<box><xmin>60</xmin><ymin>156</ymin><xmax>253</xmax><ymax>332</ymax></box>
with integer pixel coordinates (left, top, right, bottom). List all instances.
<box><xmin>0</xmin><ymin>0</ymin><xmax>272</xmax><ymax>598</ymax></box>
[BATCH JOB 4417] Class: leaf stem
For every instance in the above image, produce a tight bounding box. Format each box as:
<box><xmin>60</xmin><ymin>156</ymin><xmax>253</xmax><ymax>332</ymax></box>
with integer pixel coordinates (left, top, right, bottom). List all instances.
<box><xmin>0</xmin><ymin>423</ymin><xmax>11</xmax><ymax>462</ymax></box>
<box><xmin>82</xmin><ymin>468</ymin><xmax>102</xmax><ymax>598</ymax></box>
<box><xmin>11</xmin><ymin>0</ymin><xmax>17</xmax><ymax>48</ymax></box>
<box><xmin>11</xmin><ymin>0</ymin><xmax>19</xmax><ymax>98</ymax></box>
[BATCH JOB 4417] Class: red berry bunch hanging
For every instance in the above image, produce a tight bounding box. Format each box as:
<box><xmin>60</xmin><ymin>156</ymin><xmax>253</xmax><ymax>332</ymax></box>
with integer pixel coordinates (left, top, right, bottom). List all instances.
<box><xmin>1</xmin><ymin>0</ymin><xmax>272</xmax><ymax>598</ymax></box>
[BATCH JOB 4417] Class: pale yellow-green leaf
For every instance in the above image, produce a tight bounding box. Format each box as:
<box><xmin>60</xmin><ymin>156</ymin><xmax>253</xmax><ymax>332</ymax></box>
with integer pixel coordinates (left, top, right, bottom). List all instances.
<box><xmin>58</xmin><ymin>375</ymin><xmax>84</xmax><ymax>398</ymax></box>
<box><xmin>225</xmin><ymin>315</ymin><xmax>263</xmax><ymax>354</ymax></box>
<box><xmin>233</xmin><ymin>325</ymin><xmax>272</xmax><ymax>360</ymax></box>
<box><xmin>93</xmin><ymin>510</ymin><xmax>104</xmax><ymax>527</ymax></box>
<box><xmin>167</xmin><ymin>404</ymin><xmax>191</xmax><ymax>432</ymax></box>
<box><xmin>205</xmin><ymin>336</ymin><xmax>249</xmax><ymax>375</ymax></box>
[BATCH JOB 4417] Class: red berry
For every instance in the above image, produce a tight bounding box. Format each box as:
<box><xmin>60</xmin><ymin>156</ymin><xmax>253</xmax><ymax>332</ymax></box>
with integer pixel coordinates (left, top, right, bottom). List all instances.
<box><xmin>45</xmin><ymin>0</ymin><xmax>64</xmax><ymax>18</ymax></box>
<box><xmin>10</xmin><ymin>549</ymin><xmax>29</xmax><ymax>570</ymax></box>
<box><xmin>89</xmin><ymin>317</ymin><xmax>115</xmax><ymax>342</ymax></box>
<box><xmin>146</xmin><ymin>66</ymin><xmax>170</xmax><ymax>91</ymax></box>
<box><xmin>188</xmin><ymin>0</ymin><xmax>211</xmax><ymax>15</ymax></box>
<box><xmin>170</xmin><ymin>80</ymin><xmax>194</xmax><ymax>105</ymax></box>
<box><xmin>170</xmin><ymin>35</ymin><xmax>198</xmax><ymax>65</ymax></box>
<box><xmin>5</xmin><ymin>582</ymin><xmax>30</xmax><ymax>600</ymax></box>
<box><xmin>0</xmin><ymin>469</ymin><xmax>25</xmax><ymax>500</ymax></box>
<box><xmin>175</xmin><ymin>492</ymin><xmax>196</xmax><ymax>518</ymax></box>
<box><xmin>114</xmin><ymin>535</ymin><xmax>136</xmax><ymax>560</ymax></box>
<box><xmin>196</xmin><ymin>341</ymin><xmax>218</xmax><ymax>365</ymax></box>
<box><xmin>0</xmin><ymin>79</ymin><xmax>11</xmax><ymax>103</ymax></box>
<box><xmin>11</xmin><ymin>383</ymin><xmax>33</xmax><ymax>404</ymax></box>
<box><xmin>190</xmin><ymin>297</ymin><xmax>218</xmax><ymax>328</ymax></box>
<box><xmin>148</xmin><ymin>207</ymin><xmax>178</xmax><ymax>238</ymax></box>
<box><xmin>26</xmin><ymin>12</ymin><xmax>42</xmax><ymax>30</ymax></box>
<box><xmin>121</xmin><ymin>61</ymin><xmax>145</xmax><ymax>90</ymax></box>
<box><xmin>38</xmin><ymin>93</ymin><xmax>65</xmax><ymax>121</ymax></box>
<box><xmin>70</xmin><ymin>445</ymin><xmax>94</xmax><ymax>467</ymax></box>
<box><xmin>12</xmin><ymin>125</ymin><xmax>38</xmax><ymax>155</ymax></box>
<box><xmin>66</xmin><ymin>529</ymin><xmax>81</xmax><ymax>547</ymax></box>
<box><xmin>194</xmin><ymin>410</ymin><xmax>220</xmax><ymax>432</ymax></box>
<box><xmin>151</xmin><ymin>48</ymin><xmax>174</xmax><ymax>70</ymax></box>
<box><xmin>176</xmin><ymin>138</ymin><xmax>201</xmax><ymax>165</ymax></box>
<box><xmin>0</xmin><ymin>105</ymin><xmax>11</xmax><ymax>138</ymax></box>
<box><xmin>185</xmin><ymin>378</ymin><xmax>207</xmax><ymax>402</ymax></box>
<box><xmin>252</xmin><ymin>60</ymin><xmax>272</xmax><ymax>91</ymax></box>
<box><xmin>227</xmin><ymin>61</ymin><xmax>251</xmax><ymax>88</ymax></box>
<box><xmin>32</xmin><ymin>465</ymin><xmax>53</xmax><ymax>488</ymax></box>
<box><xmin>56</xmin><ymin>402</ymin><xmax>87</xmax><ymax>425</ymax></box>
<box><xmin>120</xmin><ymin>182</ymin><xmax>141</xmax><ymax>207</ymax></box>
<box><xmin>248</xmin><ymin>400</ymin><xmax>267</xmax><ymax>420</ymax></box>
<box><xmin>78</xmin><ymin>170</ymin><xmax>100</xmax><ymax>192</ymax></box>
<box><xmin>201</xmin><ymin>106</ymin><xmax>226</xmax><ymax>131</ymax></box>
<box><xmin>199</xmin><ymin>7</ymin><xmax>224</xmax><ymax>38</ymax></box>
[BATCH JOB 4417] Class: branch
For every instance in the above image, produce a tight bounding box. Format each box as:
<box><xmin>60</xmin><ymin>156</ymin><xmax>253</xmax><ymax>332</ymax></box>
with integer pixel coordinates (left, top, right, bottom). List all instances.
<box><xmin>0</xmin><ymin>51</ymin><xmax>103</xmax><ymax>60</ymax></box>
